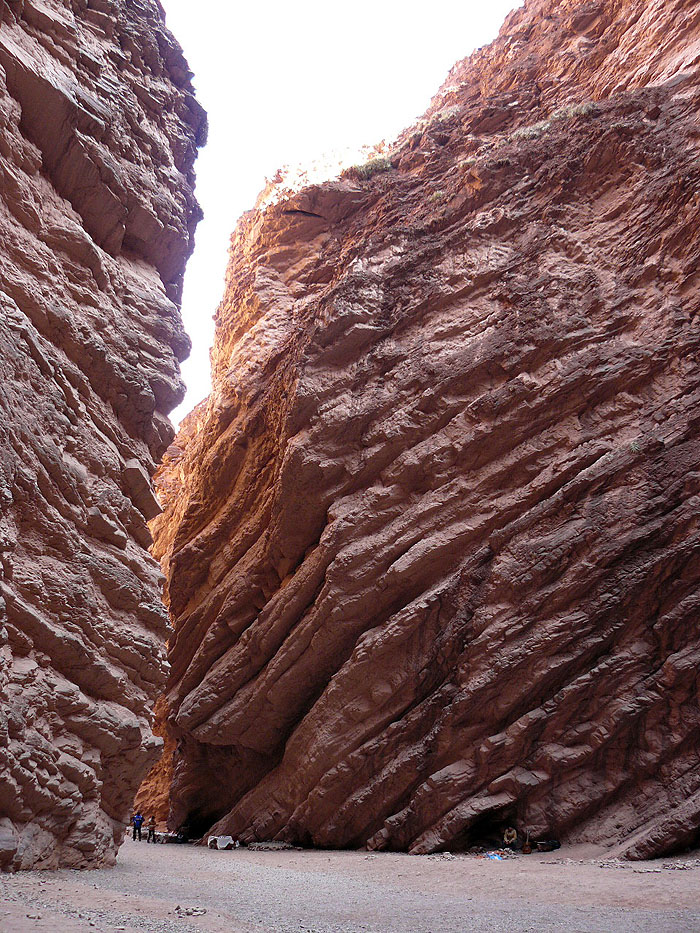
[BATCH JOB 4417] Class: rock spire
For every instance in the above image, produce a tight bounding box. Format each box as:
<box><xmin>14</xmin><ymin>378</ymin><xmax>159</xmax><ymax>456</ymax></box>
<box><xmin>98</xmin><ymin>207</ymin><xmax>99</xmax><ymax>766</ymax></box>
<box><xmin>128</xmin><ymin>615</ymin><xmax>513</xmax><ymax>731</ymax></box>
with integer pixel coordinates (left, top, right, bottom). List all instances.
<box><xmin>0</xmin><ymin>0</ymin><xmax>205</xmax><ymax>869</ymax></box>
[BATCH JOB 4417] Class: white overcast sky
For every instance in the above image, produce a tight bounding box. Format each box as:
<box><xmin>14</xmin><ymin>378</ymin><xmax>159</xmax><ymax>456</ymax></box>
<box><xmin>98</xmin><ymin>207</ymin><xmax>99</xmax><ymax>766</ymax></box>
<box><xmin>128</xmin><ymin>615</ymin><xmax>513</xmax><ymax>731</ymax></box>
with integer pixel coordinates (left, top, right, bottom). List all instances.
<box><xmin>160</xmin><ymin>0</ymin><xmax>520</xmax><ymax>424</ymax></box>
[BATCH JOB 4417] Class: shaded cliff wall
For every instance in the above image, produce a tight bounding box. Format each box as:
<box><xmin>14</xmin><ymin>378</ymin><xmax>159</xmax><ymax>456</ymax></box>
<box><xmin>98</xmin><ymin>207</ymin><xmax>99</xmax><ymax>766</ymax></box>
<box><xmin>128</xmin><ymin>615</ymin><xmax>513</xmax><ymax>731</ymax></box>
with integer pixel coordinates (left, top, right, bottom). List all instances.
<box><xmin>0</xmin><ymin>0</ymin><xmax>205</xmax><ymax>869</ymax></box>
<box><xmin>152</xmin><ymin>0</ymin><xmax>700</xmax><ymax>857</ymax></box>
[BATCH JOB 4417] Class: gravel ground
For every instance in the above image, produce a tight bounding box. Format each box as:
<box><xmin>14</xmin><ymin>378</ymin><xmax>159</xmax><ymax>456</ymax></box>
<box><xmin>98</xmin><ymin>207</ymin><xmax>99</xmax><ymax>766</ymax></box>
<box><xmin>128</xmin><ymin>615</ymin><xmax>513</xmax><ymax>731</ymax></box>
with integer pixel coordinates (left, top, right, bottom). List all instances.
<box><xmin>2</xmin><ymin>840</ymin><xmax>700</xmax><ymax>933</ymax></box>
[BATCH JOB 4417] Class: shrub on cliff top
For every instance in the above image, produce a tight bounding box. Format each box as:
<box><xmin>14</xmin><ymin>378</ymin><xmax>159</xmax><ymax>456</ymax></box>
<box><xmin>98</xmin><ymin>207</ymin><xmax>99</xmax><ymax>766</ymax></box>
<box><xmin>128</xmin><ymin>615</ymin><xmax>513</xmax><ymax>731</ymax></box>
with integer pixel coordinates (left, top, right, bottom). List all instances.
<box><xmin>351</xmin><ymin>156</ymin><xmax>393</xmax><ymax>180</ymax></box>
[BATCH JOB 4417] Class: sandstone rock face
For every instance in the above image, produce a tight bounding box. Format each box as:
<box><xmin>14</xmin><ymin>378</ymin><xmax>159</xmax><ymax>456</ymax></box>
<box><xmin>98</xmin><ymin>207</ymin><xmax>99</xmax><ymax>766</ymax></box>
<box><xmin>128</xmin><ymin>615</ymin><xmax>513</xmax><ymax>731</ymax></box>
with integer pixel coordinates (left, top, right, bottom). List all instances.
<box><xmin>0</xmin><ymin>0</ymin><xmax>204</xmax><ymax>869</ymax></box>
<box><xmin>152</xmin><ymin>0</ymin><xmax>700</xmax><ymax>858</ymax></box>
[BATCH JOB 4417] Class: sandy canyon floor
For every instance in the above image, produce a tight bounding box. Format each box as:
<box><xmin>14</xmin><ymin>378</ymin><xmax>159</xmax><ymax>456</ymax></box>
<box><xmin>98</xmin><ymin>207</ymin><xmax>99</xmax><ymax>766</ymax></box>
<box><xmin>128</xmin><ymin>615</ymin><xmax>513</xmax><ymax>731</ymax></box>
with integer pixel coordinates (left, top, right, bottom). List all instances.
<box><xmin>1</xmin><ymin>842</ymin><xmax>700</xmax><ymax>933</ymax></box>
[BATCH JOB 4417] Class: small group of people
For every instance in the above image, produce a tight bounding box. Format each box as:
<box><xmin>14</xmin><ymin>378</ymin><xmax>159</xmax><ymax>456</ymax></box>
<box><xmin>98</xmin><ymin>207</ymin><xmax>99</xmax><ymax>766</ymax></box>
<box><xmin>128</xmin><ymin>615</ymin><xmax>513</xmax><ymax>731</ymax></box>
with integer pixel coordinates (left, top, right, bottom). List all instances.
<box><xmin>130</xmin><ymin>812</ymin><xmax>158</xmax><ymax>843</ymax></box>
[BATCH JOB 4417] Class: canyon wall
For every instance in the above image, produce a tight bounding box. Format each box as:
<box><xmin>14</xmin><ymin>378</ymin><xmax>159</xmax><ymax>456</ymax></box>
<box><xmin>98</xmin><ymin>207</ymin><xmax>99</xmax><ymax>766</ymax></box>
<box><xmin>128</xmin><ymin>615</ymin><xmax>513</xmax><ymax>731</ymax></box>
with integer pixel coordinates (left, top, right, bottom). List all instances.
<box><xmin>0</xmin><ymin>0</ymin><xmax>204</xmax><ymax>869</ymax></box>
<box><xmin>151</xmin><ymin>0</ymin><xmax>700</xmax><ymax>858</ymax></box>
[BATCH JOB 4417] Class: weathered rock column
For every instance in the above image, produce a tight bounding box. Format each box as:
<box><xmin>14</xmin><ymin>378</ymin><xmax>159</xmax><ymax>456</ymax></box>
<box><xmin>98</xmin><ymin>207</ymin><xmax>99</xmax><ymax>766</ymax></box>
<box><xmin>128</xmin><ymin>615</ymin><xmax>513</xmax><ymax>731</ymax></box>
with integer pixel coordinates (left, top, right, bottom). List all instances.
<box><xmin>0</xmin><ymin>0</ymin><xmax>205</xmax><ymax>869</ymax></box>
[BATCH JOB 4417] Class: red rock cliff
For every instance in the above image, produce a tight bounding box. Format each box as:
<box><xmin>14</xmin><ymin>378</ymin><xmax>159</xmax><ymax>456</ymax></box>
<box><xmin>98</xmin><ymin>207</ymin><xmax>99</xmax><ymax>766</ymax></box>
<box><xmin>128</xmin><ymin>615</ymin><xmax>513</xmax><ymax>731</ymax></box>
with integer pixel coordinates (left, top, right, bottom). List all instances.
<box><xmin>0</xmin><ymin>0</ymin><xmax>204</xmax><ymax>869</ymax></box>
<box><xmin>152</xmin><ymin>0</ymin><xmax>700</xmax><ymax>858</ymax></box>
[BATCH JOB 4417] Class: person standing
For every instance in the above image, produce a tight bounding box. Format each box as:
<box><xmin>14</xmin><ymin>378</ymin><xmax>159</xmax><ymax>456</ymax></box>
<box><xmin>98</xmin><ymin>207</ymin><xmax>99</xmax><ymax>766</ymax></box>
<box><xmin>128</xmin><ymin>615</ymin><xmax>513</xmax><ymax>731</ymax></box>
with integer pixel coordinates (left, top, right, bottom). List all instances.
<box><xmin>146</xmin><ymin>815</ymin><xmax>157</xmax><ymax>844</ymax></box>
<box><xmin>131</xmin><ymin>811</ymin><xmax>144</xmax><ymax>841</ymax></box>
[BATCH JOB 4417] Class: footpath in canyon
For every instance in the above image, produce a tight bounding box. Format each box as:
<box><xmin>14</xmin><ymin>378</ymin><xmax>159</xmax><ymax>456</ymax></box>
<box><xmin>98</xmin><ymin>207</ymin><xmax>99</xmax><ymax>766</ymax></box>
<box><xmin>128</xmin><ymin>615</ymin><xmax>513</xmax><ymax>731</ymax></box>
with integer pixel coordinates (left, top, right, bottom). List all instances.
<box><xmin>141</xmin><ymin>0</ymin><xmax>700</xmax><ymax>860</ymax></box>
<box><xmin>0</xmin><ymin>0</ymin><xmax>204</xmax><ymax>869</ymax></box>
<box><xmin>2</xmin><ymin>841</ymin><xmax>700</xmax><ymax>932</ymax></box>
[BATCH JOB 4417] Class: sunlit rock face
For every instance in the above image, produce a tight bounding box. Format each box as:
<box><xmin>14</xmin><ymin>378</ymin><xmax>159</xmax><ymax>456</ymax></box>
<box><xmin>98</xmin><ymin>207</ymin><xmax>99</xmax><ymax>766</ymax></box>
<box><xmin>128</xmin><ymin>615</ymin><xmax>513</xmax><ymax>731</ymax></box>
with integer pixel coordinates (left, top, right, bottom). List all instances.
<box><xmin>0</xmin><ymin>0</ymin><xmax>205</xmax><ymax>869</ymax></box>
<box><xmin>151</xmin><ymin>0</ymin><xmax>700</xmax><ymax>858</ymax></box>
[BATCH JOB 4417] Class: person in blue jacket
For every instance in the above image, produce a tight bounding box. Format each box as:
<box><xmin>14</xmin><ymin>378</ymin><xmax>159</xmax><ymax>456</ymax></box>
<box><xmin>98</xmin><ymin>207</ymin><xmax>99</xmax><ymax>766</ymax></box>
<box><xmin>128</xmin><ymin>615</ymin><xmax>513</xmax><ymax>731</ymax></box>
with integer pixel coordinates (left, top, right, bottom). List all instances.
<box><xmin>131</xmin><ymin>811</ymin><xmax>145</xmax><ymax>841</ymax></box>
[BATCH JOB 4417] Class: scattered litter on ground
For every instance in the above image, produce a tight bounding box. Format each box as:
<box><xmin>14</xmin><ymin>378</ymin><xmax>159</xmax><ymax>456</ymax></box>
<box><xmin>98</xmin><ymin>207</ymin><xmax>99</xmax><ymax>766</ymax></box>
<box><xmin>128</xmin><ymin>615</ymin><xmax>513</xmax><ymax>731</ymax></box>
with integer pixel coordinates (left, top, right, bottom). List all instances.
<box><xmin>174</xmin><ymin>905</ymin><xmax>207</xmax><ymax>916</ymax></box>
<box><xmin>247</xmin><ymin>840</ymin><xmax>300</xmax><ymax>851</ymax></box>
<box><xmin>208</xmin><ymin>835</ymin><xmax>239</xmax><ymax>850</ymax></box>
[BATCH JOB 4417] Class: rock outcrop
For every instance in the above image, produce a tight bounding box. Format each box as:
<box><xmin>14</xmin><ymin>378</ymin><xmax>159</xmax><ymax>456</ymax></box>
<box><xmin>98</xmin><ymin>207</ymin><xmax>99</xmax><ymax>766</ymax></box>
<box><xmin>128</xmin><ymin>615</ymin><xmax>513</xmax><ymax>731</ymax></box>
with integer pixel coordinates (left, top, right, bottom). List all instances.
<box><xmin>0</xmin><ymin>0</ymin><xmax>205</xmax><ymax>869</ymax></box>
<box><xmin>151</xmin><ymin>0</ymin><xmax>700</xmax><ymax>858</ymax></box>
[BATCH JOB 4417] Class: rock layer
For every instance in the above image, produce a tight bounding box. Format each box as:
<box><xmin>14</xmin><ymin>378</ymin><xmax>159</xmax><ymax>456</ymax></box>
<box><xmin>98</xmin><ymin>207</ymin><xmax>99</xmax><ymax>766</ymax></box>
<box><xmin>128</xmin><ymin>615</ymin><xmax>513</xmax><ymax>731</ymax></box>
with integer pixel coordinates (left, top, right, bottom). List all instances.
<box><xmin>0</xmin><ymin>0</ymin><xmax>204</xmax><ymax>869</ymax></box>
<box><xmin>152</xmin><ymin>0</ymin><xmax>700</xmax><ymax>857</ymax></box>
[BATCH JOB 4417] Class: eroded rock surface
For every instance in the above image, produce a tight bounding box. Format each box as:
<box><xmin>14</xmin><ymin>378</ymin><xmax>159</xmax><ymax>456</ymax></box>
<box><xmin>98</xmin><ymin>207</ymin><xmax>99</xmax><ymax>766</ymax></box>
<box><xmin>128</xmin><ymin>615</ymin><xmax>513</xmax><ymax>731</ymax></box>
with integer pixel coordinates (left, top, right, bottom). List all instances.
<box><xmin>151</xmin><ymin>0</ymin><xmax>700</xmax><ymax>858</ymax></box>
<box><xmin>0</xmin><ymin>0</ymin><xmax>204</xmax><ymax>869</ymax></box>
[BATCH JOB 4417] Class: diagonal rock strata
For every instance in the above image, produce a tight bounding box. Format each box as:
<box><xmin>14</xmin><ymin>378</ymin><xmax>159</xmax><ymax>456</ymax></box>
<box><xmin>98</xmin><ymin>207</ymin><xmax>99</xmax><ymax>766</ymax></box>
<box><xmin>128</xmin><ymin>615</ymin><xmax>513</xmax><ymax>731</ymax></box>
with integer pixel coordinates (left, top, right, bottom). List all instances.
<box><xmin>150</xmin><ymin>0</ymin><xmax>700</xmax><ymax>858</ymax></box>
<box><xmin>0</xmin><ymin>0</ymin><xmax>204</xmax><ymax>869</ymax></box>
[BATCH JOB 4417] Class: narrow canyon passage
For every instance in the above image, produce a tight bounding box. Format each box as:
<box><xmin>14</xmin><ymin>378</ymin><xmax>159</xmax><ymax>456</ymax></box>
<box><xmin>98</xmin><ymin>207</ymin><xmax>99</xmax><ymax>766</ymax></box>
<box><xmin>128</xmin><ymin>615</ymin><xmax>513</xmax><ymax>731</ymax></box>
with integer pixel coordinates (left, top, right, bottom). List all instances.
<box><xmin>1</xmin><ymin>0</ymin><xmax>700</xmax><ymax>882</ymax></box>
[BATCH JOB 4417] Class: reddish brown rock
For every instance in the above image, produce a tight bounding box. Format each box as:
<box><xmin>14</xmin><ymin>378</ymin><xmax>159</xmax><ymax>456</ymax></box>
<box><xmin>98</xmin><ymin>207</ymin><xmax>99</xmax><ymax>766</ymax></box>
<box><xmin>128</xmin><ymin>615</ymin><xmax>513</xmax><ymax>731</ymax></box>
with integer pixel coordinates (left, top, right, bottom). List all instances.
<box><xmin>151</xmin><ymin>0</ymin><xmax>700</xmax><ymax>858</ymax></box>
<box><xmin>0</xmin><ymin>0</ymin><xmax>204</xmax><ymax>869</ymax></box>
